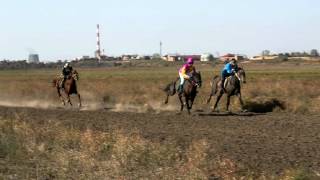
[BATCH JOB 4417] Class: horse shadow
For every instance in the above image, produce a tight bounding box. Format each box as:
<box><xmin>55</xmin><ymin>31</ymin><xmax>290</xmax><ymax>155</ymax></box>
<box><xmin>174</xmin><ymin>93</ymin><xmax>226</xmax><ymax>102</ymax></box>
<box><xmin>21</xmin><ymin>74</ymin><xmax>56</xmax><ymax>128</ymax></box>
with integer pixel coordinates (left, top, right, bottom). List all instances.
<box><xmin>198</xmin><ymin>98</ymin><xmax>285</xmax><ymax>117</ymax></box>
<box><xmin>197</xmin><ymin>111</ymin><xmax>265</xmax><ymax>117</ymax></box>
<box><xmin>243</xmin><ymin>98</ymin><xmax>285</xmax><ymax>113</ymax></box>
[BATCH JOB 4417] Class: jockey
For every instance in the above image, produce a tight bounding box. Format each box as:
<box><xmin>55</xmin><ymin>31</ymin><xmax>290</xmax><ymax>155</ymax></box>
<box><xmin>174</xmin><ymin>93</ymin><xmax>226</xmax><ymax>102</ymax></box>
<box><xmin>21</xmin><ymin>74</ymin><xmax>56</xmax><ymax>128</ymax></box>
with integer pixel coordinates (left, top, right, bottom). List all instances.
<box><xmin>221</xmin><ymin>59</ymin><xmax>238</xmax><ymax>91</ymax></box>
<box><xmin>178</xmin><ymin>57</ymin><xmax>196</xmax><ymax>93</ymax></box>
<box><xmin>61</xmin><ymin>63</ymin><xmax>73</xmax><ymax>89</ymax></box>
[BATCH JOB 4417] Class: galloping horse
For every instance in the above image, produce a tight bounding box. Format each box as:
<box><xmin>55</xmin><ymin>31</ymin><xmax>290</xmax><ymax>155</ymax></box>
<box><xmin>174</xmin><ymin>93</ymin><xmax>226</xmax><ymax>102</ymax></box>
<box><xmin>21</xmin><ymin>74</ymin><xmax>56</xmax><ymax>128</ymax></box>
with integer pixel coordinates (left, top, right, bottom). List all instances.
<box><xmin>164</xmin><ymin>71</ymin><xmax>202</xmax><ymax>114</ymax></box>
<box><xmin>52</xmin><ymin>70</ymin><xmax>82</xmax><ymax>107</ymax></box>
<box><xmin>207</xmin><ymin>67</ymin><xmax>246</xmax><ymax>112</ymax></box>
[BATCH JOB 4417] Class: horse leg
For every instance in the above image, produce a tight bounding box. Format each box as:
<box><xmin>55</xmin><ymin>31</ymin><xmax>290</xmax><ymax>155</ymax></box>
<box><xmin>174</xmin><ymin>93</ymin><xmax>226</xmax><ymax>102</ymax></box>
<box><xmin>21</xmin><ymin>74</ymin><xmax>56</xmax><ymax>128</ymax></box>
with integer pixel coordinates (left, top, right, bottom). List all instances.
<box><xmin>226</xmin><ymin>95</ymin><xmax>231</xmax><ymax>112</ymax></box>
<box><xmin>206</xmin><ymin>93</ymin><xmax>213</xmax><ymax>104</ymax></box>
<box><xmin>67</xmin><ymin>95</ymin><xmax>72</xmax><ymax>106</ymax></box>
<box><xmin>213</xmin><ymin>93</ymin><xmax>223</xmax><ymax>112</ymax></box>
<box><xmin>185</xmin><ymin>97</ymin><xmax>191</xmax><ymax>115</ymax></box>
<box><xmin>190</xmin><ymin>94</ymin><xmax>196</xmax><ymax>109</ymax></box>
<box><xmin>164</xmin><ymin>95</ymin><xmax>169</xmax><ymax>104</ymax></box>
<box><xmin>57</xmin><ymin>87</ymin><xmax>65</xmax><ymax>106</ymax></box>
<box><xmin>179</xmin><ymin>95</ymin><xmax>184</xmax><ymax>112</ymax></box>
<box><xmin>78</xmin><ymin>94</ymin><xmax>82</xmax><ymax>107</ymax></box>
<box><xmin>237</xmin><ymin>93</ymin><xmax>246</xmax><ymax>112</ymax></box>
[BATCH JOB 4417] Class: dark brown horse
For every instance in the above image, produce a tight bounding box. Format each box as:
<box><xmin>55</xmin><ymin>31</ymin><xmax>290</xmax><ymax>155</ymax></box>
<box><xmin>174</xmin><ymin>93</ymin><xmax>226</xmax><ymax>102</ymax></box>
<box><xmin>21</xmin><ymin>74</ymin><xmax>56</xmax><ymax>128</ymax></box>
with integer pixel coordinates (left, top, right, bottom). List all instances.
<box><xmin>164</xmin><ymin>71</ymin><xmax>202</xmax><ymax>114</ymax></box>
<box><xmin>207</xmin><ymin>67</ymin><xmax>246</xmax><ymax>112</ymax></box>
<box><xmin>52</xmin><ymin>70</ymin><xmax>81</xmax><ymax>107</ymax></box>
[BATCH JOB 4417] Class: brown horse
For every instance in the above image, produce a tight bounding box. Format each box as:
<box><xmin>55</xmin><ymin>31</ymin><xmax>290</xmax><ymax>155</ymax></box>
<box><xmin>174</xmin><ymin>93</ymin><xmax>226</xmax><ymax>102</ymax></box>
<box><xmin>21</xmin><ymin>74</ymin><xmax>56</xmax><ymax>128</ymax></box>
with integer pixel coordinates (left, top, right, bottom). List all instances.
<box><xmin>164</xmin><ymin>71</ymin><xmax>202</xmax><ymax>114</ymax></box>
<box><xmin>52</xmin><ymin>70</ymin><xmax>81</xmax><ymax>107</ymax></box>
<box><xmin>207</xmin><ymin>67</ymin><xmax>246</xmax><ymax>112</ymax></box>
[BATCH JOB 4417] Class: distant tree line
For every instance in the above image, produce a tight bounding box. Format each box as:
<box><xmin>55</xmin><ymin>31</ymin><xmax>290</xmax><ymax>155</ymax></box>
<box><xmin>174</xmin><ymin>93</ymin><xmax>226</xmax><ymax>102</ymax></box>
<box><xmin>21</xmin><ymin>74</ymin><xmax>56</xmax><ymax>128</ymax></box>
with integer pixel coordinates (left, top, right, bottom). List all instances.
<box><xmin>262</xmin><ymin>49</ymin><xmax>319</xmax><ymax>58</ymax></box>
<box><xmin>0</xmin><ymin>58</ymin><xmax>176</xmax><ymax>70</ymax></box>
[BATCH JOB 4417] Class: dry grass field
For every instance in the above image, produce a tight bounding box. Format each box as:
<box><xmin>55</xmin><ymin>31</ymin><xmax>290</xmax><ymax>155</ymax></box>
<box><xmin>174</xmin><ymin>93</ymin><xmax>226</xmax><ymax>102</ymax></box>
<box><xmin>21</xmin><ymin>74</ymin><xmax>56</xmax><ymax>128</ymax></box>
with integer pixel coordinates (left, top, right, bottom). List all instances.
<box><xmin>0</xmin><ymin>61</ymin><xmax>319</xmax><ymax>113</ymax></box>
<box><xmin>1</xmin><ymin>61</ymin><xmax>320</xmax><ymax>179</ymax></box>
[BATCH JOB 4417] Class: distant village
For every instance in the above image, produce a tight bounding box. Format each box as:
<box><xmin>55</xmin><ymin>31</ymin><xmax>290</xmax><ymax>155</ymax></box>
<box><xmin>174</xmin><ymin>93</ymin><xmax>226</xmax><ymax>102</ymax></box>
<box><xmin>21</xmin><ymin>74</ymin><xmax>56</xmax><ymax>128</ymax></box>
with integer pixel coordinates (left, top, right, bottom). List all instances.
<box><xmin>1</xmin><ymin>24</ymin><xmax>319</xmax><ymax>69</ymax></box>
<box><xmin>1</xmin><ymin>49</ymin><xmax>320</xmax><ymax>70</ymax></box>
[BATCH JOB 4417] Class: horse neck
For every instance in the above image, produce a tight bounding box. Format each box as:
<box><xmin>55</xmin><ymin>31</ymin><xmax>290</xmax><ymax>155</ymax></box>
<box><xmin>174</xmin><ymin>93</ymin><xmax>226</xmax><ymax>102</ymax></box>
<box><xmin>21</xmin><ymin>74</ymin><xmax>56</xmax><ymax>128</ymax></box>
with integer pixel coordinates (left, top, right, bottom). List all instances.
<box><xmin>185</xmin><ymin>79</ymin><xmax>198</xmax><ymax>92</ymax></box>
<box><xmin>237</xmin><ymin>70</ymin><xmax>245</xmax><ymax>81</ymax></box>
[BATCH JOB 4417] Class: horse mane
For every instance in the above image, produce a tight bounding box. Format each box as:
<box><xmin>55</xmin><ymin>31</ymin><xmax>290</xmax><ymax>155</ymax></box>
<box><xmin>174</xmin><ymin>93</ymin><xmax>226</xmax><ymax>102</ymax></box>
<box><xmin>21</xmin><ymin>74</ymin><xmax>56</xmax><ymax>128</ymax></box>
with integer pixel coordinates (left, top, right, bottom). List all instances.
<box><xmin>71</xmin><ymin>70</ymin><xmax>79</xmax><ymax>81</ymax></box>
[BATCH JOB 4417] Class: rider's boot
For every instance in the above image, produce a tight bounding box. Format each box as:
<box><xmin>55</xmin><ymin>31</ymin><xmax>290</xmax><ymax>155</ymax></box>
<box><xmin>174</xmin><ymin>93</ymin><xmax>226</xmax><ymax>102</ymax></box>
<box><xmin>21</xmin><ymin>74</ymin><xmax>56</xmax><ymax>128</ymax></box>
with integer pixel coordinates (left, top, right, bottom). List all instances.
<box><xmin>221</xmin><ymin>79</ymin><xmax>226</xmax><ymax>93</ymax></box>
<box><xmin>178</xmin><ymin>84</ymin><xmax>183</xmax><ymax>94</ymax></box>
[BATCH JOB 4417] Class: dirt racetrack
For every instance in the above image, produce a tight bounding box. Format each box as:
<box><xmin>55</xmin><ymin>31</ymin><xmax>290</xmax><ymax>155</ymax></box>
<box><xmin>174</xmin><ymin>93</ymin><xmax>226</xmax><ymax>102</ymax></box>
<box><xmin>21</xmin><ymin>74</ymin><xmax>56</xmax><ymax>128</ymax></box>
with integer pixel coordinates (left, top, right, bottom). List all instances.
<box><xmin>1</xmin><ymin>105</ymin><xmax>320</xmax><ymax>178</ymax></box>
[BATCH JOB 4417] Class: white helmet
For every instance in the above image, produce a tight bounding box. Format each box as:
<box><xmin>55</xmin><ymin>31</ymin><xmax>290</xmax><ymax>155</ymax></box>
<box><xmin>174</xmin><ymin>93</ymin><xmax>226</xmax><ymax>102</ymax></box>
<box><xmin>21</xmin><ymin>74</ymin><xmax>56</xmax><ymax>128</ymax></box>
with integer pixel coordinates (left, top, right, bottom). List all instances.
<box><xmin>64</xmin><ymin>63</ymin><xmax>69</xmax><ymax>68</ymax></box>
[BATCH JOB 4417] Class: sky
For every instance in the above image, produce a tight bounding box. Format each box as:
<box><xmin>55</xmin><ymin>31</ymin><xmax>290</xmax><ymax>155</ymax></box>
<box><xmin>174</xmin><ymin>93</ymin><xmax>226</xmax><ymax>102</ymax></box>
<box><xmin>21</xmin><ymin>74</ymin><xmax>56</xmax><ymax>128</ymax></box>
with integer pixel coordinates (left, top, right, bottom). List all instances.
<box><xmin>1</xmin><ymin>0</ymin><xmax>320</xmax><ymax>61</ymax></box>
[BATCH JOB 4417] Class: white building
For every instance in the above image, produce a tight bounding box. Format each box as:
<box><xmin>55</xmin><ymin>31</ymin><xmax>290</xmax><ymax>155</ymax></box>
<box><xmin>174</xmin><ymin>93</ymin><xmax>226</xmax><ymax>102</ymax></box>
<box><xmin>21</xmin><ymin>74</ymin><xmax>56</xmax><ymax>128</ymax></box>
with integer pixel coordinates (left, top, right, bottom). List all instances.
<box><xmin>201</xmin><ymin>53</ymin><xmax>215</xmax><ymax>62</ymax></box>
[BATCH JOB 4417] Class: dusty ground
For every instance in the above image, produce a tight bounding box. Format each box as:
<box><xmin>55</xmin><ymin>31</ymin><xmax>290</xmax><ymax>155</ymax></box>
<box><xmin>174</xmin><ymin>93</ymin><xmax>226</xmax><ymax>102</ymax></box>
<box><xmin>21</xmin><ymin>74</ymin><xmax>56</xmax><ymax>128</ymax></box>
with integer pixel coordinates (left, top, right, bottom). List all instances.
<box><xmin>1</xmin><ymin>105</ymin><xmax>320</xmax><ymax>178</ymax></box>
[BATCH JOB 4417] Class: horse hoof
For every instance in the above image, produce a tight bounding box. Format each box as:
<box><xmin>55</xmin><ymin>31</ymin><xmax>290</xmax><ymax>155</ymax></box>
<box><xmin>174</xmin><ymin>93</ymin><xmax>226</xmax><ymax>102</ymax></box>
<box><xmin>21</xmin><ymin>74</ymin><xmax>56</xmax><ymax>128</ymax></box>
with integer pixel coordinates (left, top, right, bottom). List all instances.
<box><xmin>211</xmin><ymin>109</ymin><xmax>219</xmax><ymax>113</ymax></box>
<box><xmin>241</xmin><ymin>109</ymin><xmax>248</xmax><ymax>113</ymax></box>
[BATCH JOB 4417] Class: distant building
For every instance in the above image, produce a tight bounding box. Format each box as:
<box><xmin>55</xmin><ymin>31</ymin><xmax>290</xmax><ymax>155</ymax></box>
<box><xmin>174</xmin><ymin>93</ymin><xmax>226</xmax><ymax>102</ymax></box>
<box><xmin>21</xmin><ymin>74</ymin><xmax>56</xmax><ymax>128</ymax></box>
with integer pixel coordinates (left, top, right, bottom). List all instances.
<box><xmin>163</xmin><ymin>54</ymin><xmax>201</xmax><ymax>62</ymax></box>
<box><xmin>182</xmin><ymin>55</ymin><xmax>201</xmax><ymax>61</ymax></box>
<box><xmin>28</xmin><ymin>54</ymin><xmax>40</xmax><ymax>63</ymax></box>
<box><xmin>220</xmin><ymin>54</ymin><xmax>246</xmax><ymax>62</ymax></box>
<box><xmin>121</xmin><ymin>54</ymin><xmax>139</xmax><ymax>61</ymax></box>
<box><xmin>162</xmin><ymin>54</ymin><xmax>182</xmax><ymax>62</ymax></box>
<box><xmin>122</xmin><ymin>55</ymin><xmax>131</xmax><ymax>61</ymax></box>
<box><xmin>130</xmin><ymin>55</ymin><xmax>152</xmax><ymax>60</ymax></box>
<box><xmin>250</xmin><ymin>55</ymin><xmax>278</xmax><ymax>61</ymax></box>
<box><xmin>201</xmin><ymin>54</ymin><xmax>215</xmax><ymax>62</ymax></box>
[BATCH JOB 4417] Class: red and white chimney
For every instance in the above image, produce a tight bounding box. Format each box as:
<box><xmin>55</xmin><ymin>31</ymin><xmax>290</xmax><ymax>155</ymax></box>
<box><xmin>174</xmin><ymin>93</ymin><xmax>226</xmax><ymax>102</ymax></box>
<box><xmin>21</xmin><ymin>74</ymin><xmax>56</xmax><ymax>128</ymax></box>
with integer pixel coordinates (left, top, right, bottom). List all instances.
<box><xmin>96</xmin><ymin>24</ymin><xmax>101</xmax><ymax>61</ymax></box>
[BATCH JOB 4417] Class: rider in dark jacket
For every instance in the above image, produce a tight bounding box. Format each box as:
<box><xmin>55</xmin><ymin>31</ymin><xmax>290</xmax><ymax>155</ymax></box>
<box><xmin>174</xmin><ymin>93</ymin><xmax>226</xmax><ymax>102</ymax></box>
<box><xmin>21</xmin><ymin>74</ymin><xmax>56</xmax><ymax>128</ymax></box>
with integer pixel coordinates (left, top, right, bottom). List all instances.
<box><xmin>61</xmin><ymin>63</ymin><xmax>73</xmax><ymax>89</ymax></box>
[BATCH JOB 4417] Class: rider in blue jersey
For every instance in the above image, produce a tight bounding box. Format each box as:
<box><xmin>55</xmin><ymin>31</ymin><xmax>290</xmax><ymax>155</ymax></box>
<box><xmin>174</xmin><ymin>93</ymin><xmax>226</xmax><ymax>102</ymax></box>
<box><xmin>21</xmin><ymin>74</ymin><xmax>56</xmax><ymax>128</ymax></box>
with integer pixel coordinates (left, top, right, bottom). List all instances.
<box><xmin>221</xmin><ymin>59</ymin><xmax>238</xmax><ymax>91</ymax></box>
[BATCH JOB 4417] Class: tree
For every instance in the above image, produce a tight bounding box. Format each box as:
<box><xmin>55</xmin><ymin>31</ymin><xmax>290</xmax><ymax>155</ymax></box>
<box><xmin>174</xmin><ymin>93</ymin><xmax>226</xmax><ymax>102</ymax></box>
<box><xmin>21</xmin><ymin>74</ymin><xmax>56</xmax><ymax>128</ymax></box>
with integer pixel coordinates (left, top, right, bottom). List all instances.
<box><xmin>262</xmin><ymin>50</ymin><xmax>271</xmax><ymax>57</ymax></box>
<box><xmin>310</xmin><ymin>49</ymin><xmax>319</xmax><ymax>57</ymax></box>
<box><xmin>152</xmin><ymin>53</ymin><xmax>161</xmax><ymax>60</ymax></box>
<box><xmin>284</xmin><ymin>52</ymin><xmax>291</xmax><ymax>57</ymax></box>
<box><xmin>302</xmin><ymin>52</ymin><xmax>309</xmax><ymax>57</ymax></box>
<box><xmin>278</xmin><ymin>53</ymin><xmax>288</xmax><ymax>61</ymax></box>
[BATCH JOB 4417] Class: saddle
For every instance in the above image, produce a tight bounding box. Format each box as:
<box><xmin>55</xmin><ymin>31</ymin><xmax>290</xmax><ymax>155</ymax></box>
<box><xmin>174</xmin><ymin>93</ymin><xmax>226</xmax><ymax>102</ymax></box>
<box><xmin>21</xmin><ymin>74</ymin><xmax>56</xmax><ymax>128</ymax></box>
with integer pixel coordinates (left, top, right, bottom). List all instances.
<box><xmin>58</xmin><ymin>74</ymin><xmax>72</xmax><ymax>89</ymax></box>
<box><xmin>177</xmin><ymin>78</ymin><xmax>197</xmax><ymax>89</ymax></box>
<box><xmin>224</xmin><ymin>76</ymin><xmax>232</xmax><ymax>88</ymax></box>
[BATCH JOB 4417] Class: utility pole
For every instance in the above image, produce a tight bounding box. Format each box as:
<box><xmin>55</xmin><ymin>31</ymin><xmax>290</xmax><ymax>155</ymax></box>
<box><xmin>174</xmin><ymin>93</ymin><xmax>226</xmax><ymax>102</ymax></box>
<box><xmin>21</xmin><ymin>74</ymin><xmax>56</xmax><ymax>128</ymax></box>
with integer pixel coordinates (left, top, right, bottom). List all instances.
<box><xmin>160</xmin><ymin>41</ymin><xmax>162</xmax><ymax>57</ymax></box>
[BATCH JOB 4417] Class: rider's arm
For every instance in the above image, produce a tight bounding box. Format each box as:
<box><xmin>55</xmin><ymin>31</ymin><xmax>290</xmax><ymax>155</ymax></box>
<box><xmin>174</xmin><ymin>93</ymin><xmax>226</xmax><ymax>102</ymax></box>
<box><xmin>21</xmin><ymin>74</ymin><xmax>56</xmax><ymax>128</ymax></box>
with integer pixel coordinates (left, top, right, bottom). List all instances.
<box><xmin>180</xmin><ymin>67</ymin><xmax>190</xmax><ymax>79</ymax></box>
<box><xmin>192</xmin><ymin>66</ymin><xmax>196</xmax><ymax>73</ymax></box>
<box><xmin>62</xmin><ymin>68</ymin><xmax>67</xmax><ymax>75</ymax></box>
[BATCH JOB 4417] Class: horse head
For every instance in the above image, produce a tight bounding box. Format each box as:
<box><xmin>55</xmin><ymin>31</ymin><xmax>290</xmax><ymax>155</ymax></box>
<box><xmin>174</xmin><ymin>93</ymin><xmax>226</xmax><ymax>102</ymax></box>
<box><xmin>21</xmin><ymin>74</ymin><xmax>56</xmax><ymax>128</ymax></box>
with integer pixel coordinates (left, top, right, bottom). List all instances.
<box><xmin>191</xmin><ymin>71</ymin><xmax>202</xmax><ymax>88</ymax></box>
<box><xmin>72</xmin><ymin>70</ymin><xmax>79</xmax><ymax>81</ymax></box>
<box><xmin>236</xmin><ymin>67</ymin><xmax>246</xmax><ymax>84</ymax></box>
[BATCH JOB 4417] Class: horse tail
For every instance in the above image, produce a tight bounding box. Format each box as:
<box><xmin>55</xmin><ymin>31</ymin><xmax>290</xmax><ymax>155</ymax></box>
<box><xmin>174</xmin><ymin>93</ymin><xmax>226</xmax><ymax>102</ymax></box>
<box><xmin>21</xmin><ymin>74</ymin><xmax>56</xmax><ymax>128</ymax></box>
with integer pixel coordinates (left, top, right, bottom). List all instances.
<box><xmin>163</xmin><ymin>81</ymin><xmax>176</xmax><ymax>96</ymax></box>
<box><xmin>211</xmin><ymin>75</ymin><xmax>220</xmax><ymax>94</ymax></box>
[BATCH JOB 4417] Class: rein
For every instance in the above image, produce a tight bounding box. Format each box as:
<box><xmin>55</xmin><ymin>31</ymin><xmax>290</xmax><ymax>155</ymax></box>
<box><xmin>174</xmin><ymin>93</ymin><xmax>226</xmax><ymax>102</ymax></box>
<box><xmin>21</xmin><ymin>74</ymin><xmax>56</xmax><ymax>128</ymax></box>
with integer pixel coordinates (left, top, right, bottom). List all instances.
<box><xmin>234</xmin><ymin>72</ymin><xmax>241</xmax><ymax>81</ymax></box>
